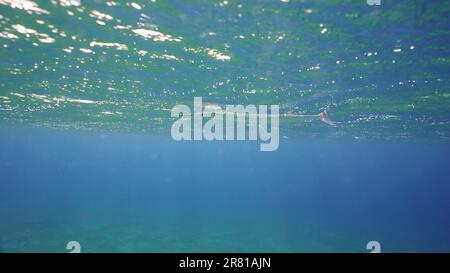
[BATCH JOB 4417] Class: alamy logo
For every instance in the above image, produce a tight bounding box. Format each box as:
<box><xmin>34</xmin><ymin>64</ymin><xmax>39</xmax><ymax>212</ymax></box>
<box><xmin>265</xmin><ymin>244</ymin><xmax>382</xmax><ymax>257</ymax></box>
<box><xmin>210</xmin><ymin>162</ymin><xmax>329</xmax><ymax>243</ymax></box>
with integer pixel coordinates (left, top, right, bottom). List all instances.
<box><xmin>170</xmin><ymin>97</ymin><xmax>279</xmax><ymax>151</ymax></box>
<box><xmin>367</xmin><ymin>0</ymin><xmax>381</xmax><ymax>6</ymax></box>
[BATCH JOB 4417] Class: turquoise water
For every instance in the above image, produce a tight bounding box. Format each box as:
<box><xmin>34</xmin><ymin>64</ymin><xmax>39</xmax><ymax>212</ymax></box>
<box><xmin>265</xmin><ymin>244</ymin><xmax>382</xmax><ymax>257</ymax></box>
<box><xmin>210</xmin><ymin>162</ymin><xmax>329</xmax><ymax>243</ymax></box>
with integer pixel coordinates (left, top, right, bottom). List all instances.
<box><xmin>0</xmin><ymin>0</ymin><xmax>450</xmax><ymax>252</ymax></box>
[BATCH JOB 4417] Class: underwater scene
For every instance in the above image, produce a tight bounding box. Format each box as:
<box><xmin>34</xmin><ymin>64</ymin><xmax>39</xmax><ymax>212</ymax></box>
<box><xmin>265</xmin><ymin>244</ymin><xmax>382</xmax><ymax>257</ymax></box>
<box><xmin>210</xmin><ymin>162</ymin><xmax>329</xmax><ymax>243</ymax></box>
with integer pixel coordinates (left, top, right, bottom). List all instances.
<box><xmin>0</xmin><ymin>0</ymin><xmax>450</xmax><ymax>252</ymax></box>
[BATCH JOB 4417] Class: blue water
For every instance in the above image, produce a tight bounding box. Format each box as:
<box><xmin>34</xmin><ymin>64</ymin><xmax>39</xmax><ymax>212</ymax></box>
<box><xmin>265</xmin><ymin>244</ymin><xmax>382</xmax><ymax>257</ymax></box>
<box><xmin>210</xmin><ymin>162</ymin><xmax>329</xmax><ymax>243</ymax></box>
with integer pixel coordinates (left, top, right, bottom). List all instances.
<box><xmin>0</xmin><ymin>126</ymin><xmax>449</xmax><ymax>252</ymax></box>
<box><xmin>1</xmin><ymin>0</ymin><xmax>450</xmax><ymax>252</ymax></box>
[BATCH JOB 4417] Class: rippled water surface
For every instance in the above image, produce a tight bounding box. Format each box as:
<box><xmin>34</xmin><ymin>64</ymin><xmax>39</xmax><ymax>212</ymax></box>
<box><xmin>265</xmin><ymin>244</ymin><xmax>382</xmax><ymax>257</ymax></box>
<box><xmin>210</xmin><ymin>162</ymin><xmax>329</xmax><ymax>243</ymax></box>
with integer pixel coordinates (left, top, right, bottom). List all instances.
<box><xmin>1</xmin><ymin>0</ymin><xmax>449</xmax><ymax>138</ymax></box>
<box><xmin>1</xmin><ymin>0</ymin><xmax>450</xmax><ymax>253</ymax></box>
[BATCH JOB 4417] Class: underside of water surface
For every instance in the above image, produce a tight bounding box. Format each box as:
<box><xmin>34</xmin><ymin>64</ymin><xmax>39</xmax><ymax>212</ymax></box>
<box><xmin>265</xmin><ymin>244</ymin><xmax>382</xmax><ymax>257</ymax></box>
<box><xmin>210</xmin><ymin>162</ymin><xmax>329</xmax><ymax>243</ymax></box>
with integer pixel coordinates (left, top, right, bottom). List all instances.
<box><xmin>0</xmin><ymin>0</ymin><xmax>450</xmax><ymax>253</ymax></box>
